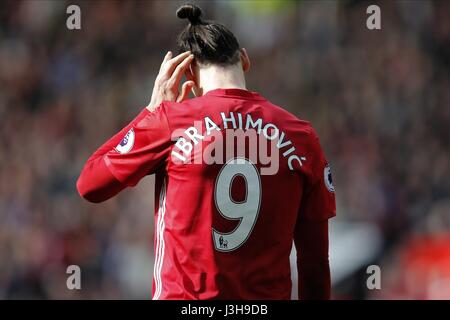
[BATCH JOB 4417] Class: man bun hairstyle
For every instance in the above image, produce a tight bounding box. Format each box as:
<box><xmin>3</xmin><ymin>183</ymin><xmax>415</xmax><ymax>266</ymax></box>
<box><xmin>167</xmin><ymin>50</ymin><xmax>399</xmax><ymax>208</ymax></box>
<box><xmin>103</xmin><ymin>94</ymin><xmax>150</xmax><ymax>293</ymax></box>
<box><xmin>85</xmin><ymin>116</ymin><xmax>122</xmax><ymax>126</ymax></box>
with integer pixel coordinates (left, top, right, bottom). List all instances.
<box><xmin>176</xmin><ymin>4</ymin><xmax>202</xmax><ymax>25</ymax></box>
<box><xmin>176</xmin><ymin>4</ymin><xmax>241</xmax><ymax>66</ymax></box>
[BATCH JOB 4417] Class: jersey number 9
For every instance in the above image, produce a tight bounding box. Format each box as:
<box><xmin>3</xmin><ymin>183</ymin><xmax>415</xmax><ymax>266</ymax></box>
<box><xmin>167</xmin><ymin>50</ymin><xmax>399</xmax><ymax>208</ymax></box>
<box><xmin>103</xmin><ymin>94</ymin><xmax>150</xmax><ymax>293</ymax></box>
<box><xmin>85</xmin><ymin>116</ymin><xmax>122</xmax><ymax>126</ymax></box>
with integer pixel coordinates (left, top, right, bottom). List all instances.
<box><xmin>213</xmin><ymin>157</ymin><xmax>262</xmax><ymax>252</ymax></box>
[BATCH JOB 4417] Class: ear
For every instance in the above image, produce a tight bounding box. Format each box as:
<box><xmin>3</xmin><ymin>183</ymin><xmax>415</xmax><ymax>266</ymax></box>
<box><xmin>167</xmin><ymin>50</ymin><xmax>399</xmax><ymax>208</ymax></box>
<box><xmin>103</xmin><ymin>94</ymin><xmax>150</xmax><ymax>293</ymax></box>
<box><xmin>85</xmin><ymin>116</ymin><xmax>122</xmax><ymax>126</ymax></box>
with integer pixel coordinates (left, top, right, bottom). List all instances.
<box><xmin>240</xmin><ymin>48</ymin><xmax>251</xmax><ymax>73</ymax></box>
<box><xmin>185</xmin><ymin>61</ymin><xmax>202</xmax><ymax>97</ymax></box>
<box><xmin>184</xmin><ymin>62</ymin><xmax>196</xmax><ymax>84</ymax></box>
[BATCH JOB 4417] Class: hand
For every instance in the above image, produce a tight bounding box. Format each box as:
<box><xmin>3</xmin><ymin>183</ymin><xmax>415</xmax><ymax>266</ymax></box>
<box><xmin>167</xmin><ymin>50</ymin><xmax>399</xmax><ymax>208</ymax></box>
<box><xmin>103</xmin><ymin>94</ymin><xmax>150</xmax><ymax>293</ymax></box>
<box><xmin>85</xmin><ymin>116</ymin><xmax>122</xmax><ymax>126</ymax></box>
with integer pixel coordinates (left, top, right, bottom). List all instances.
<box><xmin>147</xmin><ymin>51</ymin><xmax>195</xmax><ymax>111</ymax></box>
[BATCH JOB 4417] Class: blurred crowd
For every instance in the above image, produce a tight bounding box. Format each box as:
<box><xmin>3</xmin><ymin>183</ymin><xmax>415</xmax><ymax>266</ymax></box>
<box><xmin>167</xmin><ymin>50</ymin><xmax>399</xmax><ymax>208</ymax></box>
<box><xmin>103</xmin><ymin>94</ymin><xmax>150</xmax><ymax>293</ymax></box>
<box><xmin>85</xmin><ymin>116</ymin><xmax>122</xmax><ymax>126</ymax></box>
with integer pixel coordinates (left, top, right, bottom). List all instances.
<box><xmin>0</xmin><ymin>0</ymin><xmax>449</xmax><ymax>299</ymax></box>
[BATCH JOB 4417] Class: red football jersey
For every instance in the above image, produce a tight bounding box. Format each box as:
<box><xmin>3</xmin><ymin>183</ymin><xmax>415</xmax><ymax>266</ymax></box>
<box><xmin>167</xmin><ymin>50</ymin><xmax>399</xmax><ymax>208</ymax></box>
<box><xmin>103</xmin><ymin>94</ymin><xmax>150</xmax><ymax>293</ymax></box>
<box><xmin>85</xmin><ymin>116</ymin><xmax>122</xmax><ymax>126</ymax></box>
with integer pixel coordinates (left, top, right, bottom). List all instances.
<box><xmin>100</xmin><ymin>88</ymin><xmax>336</xmax><ymax>299</ymax></box>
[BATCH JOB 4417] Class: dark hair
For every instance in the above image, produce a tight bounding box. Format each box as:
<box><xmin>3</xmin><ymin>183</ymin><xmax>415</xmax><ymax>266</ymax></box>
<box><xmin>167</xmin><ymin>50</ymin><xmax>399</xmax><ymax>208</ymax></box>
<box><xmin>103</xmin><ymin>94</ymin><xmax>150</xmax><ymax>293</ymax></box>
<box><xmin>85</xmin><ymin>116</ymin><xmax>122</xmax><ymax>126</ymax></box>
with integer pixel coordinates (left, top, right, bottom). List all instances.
<box><xmin>176</xmin><ymin>4</ymin><xmax>240</xmax><ymax>66</ymax></box>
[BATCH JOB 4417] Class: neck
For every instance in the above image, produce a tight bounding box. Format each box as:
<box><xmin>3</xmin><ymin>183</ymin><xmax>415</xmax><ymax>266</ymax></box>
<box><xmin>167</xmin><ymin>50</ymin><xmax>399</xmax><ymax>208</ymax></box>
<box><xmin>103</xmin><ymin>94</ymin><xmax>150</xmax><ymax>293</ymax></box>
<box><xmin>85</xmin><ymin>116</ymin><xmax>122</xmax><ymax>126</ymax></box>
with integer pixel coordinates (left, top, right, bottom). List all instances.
<box><xmin>198</xmin><ymin>63</ymin><xmax>247</xmax><ymax>95</ymax></box>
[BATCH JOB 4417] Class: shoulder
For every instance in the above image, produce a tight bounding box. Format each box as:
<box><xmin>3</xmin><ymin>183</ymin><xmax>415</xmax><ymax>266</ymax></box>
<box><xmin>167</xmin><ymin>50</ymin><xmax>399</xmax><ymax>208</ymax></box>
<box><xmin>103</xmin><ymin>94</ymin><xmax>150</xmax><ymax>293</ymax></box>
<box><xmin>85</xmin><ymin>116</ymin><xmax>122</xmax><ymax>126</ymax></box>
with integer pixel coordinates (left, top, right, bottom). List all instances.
<box><xmin>263</xmin><ymin>100</ymin><xmax>319</xmax><ymax>141</ymax></box>
<box><xmin>162</xmin><ymin>95</ymin><xmax>210</xmax><ymax>110</ymax></box>
<box><xmin>159</xmin><ymin>95</ymin><xmax>216</xmax><ymax>131</ymax></box>
<box><xmin>160</xmin><ymin>96</ymin><xmax>208</xmax><ymax>117</ymax></box>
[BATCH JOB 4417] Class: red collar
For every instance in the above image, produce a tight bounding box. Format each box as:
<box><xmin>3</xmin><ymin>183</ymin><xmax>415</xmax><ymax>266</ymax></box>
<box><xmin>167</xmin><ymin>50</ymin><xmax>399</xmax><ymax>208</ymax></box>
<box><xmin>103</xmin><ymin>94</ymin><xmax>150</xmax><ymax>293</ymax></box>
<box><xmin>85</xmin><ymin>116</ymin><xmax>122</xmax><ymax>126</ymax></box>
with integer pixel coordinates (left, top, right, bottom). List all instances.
<box><xmin>204</xmin><ymin>88</ymin><xmax>265</xmax><ymax>100</ymax></box>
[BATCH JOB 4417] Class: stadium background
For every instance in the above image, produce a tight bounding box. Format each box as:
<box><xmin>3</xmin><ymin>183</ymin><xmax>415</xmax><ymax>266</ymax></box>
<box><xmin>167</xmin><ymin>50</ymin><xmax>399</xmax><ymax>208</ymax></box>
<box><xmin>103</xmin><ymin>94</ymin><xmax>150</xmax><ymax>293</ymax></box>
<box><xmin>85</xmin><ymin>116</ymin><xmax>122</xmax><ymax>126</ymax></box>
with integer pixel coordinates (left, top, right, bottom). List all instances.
<box><xmin>0</xmin><ymin>0</ymin><xmax>449</xmax><ymax>299</ymax></box>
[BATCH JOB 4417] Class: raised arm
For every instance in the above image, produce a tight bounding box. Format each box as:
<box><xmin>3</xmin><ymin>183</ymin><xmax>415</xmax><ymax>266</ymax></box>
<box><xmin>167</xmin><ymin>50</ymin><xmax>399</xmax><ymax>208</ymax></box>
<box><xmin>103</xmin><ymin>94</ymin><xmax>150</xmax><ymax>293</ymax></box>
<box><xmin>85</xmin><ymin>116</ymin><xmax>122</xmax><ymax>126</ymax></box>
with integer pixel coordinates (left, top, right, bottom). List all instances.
<box><xmin>77</xmin><ymin>51</ymin><xmax>195</xmax><ymax>203</ymax></box>
<box><xmin>76</xmin><ymin>109</ymin><xmax>149</xmax><ymax>203</ymax></box>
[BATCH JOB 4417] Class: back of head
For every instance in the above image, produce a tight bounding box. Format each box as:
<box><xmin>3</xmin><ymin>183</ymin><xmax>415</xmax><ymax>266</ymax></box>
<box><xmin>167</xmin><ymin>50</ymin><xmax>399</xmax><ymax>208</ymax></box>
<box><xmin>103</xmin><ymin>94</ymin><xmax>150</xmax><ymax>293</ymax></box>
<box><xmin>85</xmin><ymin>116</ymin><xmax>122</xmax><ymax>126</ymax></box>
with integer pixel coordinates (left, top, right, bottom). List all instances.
<box><xmin>176</xmin><ymin>4</ymin><xmax>240</xmax><ymax>66</ymax></box>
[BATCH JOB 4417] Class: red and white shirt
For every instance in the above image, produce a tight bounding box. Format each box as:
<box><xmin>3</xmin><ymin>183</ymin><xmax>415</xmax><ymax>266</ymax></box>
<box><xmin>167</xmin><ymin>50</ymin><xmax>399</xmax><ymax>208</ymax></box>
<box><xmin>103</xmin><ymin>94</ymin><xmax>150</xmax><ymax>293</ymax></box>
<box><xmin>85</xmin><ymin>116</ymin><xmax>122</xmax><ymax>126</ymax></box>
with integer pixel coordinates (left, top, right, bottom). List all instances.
<box><xmin>77</xmin><ymin>88</ymin><xmax>336</xmax><ymax>299</ymax></box>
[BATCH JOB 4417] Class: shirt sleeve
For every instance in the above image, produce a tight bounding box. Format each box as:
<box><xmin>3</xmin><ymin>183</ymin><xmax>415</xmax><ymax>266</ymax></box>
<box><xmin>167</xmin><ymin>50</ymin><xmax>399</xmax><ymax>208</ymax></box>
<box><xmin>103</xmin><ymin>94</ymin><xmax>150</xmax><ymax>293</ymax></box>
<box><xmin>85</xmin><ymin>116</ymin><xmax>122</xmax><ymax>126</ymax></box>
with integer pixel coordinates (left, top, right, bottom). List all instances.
<box><xmin>298</xmin><ymin>128</ymin><xmax>336</xmax><ymax>221</ymax></box>
<box><xmin>103</xmin><ymin>104</ymin><xmax>172</xmax><ymax>187</ymax></box>
<box><xmin>77</xmin><ymin>104</ymin><xmax>173</xmax><ymax>202</ymax></box>
<box><xmin>294</xmin><ymin>219</ymin><xmax>331</xmax><ymax>300</ymax></box>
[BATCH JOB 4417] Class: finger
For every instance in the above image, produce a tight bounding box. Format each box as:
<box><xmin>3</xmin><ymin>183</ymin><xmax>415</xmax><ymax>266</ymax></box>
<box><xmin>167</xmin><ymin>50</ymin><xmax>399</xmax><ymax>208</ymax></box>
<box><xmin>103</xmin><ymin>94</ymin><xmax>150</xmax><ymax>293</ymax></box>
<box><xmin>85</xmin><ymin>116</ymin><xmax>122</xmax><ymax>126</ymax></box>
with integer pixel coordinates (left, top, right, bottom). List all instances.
<box><xmin>164</xmin><ymin>51</ymin><xmax>191</xmax><ymax>73</ymax></box>
<box><xmin>159</xmin><ymin>51</ymin><xmax>172</xmax><ymax>71</ymax></box>
<box><xmin>170</xmin><ymin>54</ymin><xmax>194</xmax><ymax>88</ymax></box>
<box><xmin>177</xmin><ymin>80</ymin><xmax>195</xmax><ymax>102</ymax></box>
<box><xmin>185</xmin><ymin>64</ymin><xmax>195</xmax><ymax>82</ymax></box>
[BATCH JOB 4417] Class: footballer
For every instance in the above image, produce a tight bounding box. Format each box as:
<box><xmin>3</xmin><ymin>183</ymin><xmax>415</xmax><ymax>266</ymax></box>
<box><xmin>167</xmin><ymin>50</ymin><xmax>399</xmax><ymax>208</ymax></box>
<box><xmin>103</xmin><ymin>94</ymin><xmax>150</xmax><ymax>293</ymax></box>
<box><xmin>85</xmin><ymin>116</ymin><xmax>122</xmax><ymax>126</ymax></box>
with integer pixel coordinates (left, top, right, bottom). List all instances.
<box><xmin>77</xmin><ymin>4</ymin><xmax>336</xmax><ymax>300</ymax></box>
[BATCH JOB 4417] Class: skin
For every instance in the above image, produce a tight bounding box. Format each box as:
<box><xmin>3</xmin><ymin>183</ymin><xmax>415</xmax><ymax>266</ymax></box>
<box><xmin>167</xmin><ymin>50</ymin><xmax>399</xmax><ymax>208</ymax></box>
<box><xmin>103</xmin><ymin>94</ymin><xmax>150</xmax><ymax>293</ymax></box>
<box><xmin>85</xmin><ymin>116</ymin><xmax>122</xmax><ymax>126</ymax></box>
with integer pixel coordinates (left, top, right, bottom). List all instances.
<box><xmin>146</xmin><ymin>48</ymin><xmax>251</xmax><ymax>111</ymax></box>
